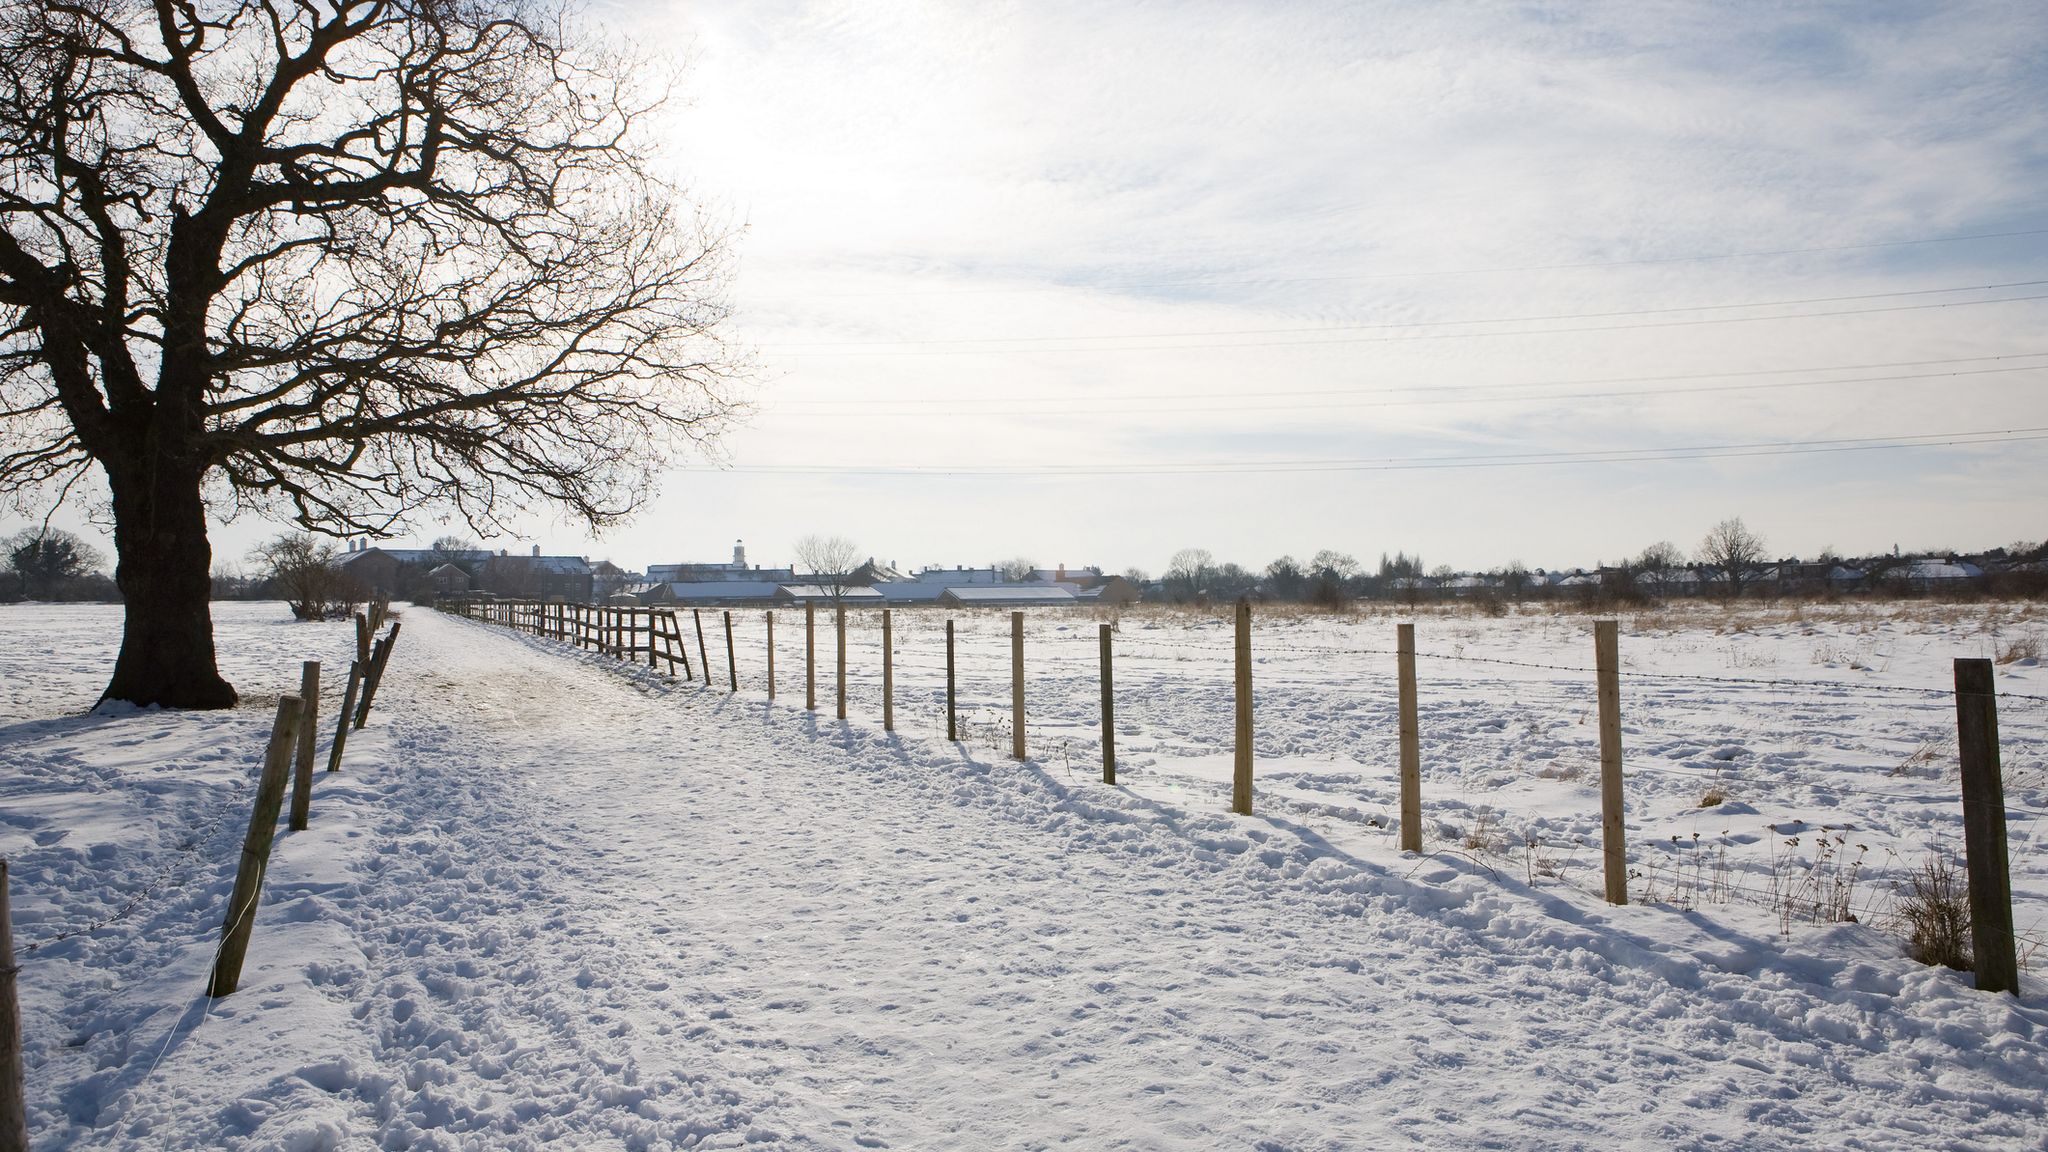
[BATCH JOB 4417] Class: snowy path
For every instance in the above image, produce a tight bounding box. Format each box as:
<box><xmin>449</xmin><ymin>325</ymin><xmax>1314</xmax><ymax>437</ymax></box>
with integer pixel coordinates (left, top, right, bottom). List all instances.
<box><xmin>11</xmin><ymin>605</ymin><xmax>2048</xmax><ymax>1149</ymax></box>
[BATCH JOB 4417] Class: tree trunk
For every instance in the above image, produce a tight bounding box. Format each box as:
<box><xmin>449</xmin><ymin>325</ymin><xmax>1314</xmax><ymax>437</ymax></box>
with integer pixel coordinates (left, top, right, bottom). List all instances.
<box><xmin>99</xmin><ymin>456</ymin><xmax>237</xmax><ymax>709</ymax></box>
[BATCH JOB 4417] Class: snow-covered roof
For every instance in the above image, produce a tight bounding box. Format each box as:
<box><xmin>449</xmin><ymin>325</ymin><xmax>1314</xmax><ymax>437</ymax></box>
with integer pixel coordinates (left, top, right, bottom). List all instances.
<box><xmin>658</xmin><ymin>581</ymin><xmax>784</xmax><ymax>602</ymax></box>
<box><xmin>774</xmin><ymin>585</ymin><xmax>886</xmax><ymax>602</ymax></box>
<box><xmin>1899</xmin><ymin>560</ymin><xmax>1982</xmax><ymax>581</ymax></box>
<box><xmin>940</xmin><ymin>586</ymin><xmax>1079</xmax><ymax>606</ymax></box>
<box><xmin>874</xmin><ymin>583</ymin><xmax>948</xmax><ymax>602</ymax></box>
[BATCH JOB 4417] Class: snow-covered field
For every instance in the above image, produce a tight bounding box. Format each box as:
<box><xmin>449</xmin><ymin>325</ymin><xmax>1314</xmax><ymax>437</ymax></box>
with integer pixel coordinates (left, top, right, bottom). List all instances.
<box><xmin>4</xmin><ymin>599</ymin><xmax>2046</xmax><ymax>1149</ymax></box>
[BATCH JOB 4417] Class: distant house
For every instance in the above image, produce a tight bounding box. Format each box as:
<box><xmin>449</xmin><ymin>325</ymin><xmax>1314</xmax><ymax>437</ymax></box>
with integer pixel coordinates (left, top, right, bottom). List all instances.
<box><xmin>334</xmin><ymin>542</ymin><xmax>492</xmax><ymax>598</ymax></box>
<box><xmin>641</xmin><ymin>580</ymin><xmax>784</xmax><ymax>607</ymax></box>
<box><xmin>480</xmin><ymin>548</ymin><xmax>594</xmax><ymax>601</ymax></box>
<box><xmin>1436</xmin><ymin>575</ymin><xmax>1497</xmax><ymax>598</ymax></box>
<box><xmin>939</xmin><ymin>585</ymin><xmax>1079</xmax><ymax>608</ymax></box>
<box><xmin>848</xmin><ymin>558</ymin><xmax>912</xmax><ymax>586</ymax></box>
<box><xmin>1634</xmin><ymin>568</ymin><xmax>1702</xmax><ymax>597</ymax></box>
<box><xmin>336</xmin><ymin>546</ymin><xmax>402</xmax><ymax>597</ymax></box>
<box><xmin>426</xmin><ymin>563</ymin><xmax>472</xmax><ymax>596</ymax></box>
<box><xmin>914</xmin><ymin>566</ymin><xmax>1004</xmax><ymax>586</ymax></box>
<box><xmin>1076</xmin><ymin>575</ymin><xmax>1141</xmax><ymax>605</ymax></box>
<box><xmin>1888</xmin><ymin>558</ymin><xmax>1984</xmax><ymax>593</ymax></box>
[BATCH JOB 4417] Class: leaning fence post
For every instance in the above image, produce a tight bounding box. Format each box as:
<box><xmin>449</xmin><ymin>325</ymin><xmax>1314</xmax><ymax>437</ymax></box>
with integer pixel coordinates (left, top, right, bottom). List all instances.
<box><xmin>946</xmin><ymin>618</ymin><xmax>958</xmax><ymax>740</ymax></box>
<box><xmin>1100</xmin><ymin>623</ymin><xmax>1116</xmax><ymax>784</ymax></box>
<box><xmin>766</xmin><ymin>610</ymin><xmax>777</xmax><ymax>699</ymax></box>
<box><xmin>1011</xmin><ymin>611</ymin><xmax>1026</xmax><ymax>760</ymax></box>
<box><xmin>1596</xmin><ymin>619</ymin><xmax>1627</xmax><ymax>906</ymax></box>
<box><xmin>208</xmin><ymin>696</ymin><xmax>301</xmax><ymax>998</ymax></box>
<box><xmin>882</xmin><ymin>608</ymin><xmax>895</xmax><ymax>731</ymax></box>
<box><xmin>723</xmin><ymin>611</ymin><xmax>738</xmax><ymax>692</ymax></box>
<box><xmin>835</xmin><ymin>604</ymin><xmax>849</xmax><ymax>720</ymax></box>
<box><xmin>1956</xmin><ymin>658</ymin><xmax>2018</xmax><ymax>993</ymax></box>
<box><xmin>288</xmin><ymin>660</ymin><xmax>320</xmax><ymax>831</ymax></box>
<box><xmin>1233</xmin><ymin>596</ymin><xmax>1253</xmax><ymax>815</ymax></box>
<box><xmin>327</xmin><ymin>660</ymin><xmax>361</xmax><ymax>773</ymax></box>
<box><xmin>354</xmin><ymin>611</ymin><xmax>370</xmax><ymax>666</ymax></box>
<box><xmin>1</xmin><ymin>859</ymin><xmax>26</xmax><ymax>1152</ymax></box>
<box><xmin>353</xmin><ymin>621</ymin><xmax>401</xmax><ymax>730</ymax></box>
<box><xmin>1397</xmin><ymin>622</ymin><xmax>1421</xmax><ymax>852</ymax></box>
<box><xmin>693</xmin><ymin>609</ymin><xmax>711</xmax><ymax>686</ymax></box>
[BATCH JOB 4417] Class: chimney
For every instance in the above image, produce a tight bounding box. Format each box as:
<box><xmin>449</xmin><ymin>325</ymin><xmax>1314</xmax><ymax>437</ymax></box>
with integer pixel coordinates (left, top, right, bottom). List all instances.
<box><xmin>1057</xmin><ymin>563</ymin><xmax>1066</xmax><ymax>582</ymax></box>
<box><xmin>532</xmin><ymin>544</ymin><xmax>541</xmax><ymax>558</ymax></box>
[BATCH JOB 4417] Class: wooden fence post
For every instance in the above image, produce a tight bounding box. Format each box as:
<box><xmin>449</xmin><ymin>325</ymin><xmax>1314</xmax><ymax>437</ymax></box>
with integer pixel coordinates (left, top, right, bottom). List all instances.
<box><xmin>766</xmin><ymin>611</ymin><xmax>777</xmax><ymax>699</ymax></box>
<box><xmin>806</xmin><ymin>601</ymin><xmax>817</xmax><ymax>712</ymax></box>
<box><xmin>353</xmin><ymin>622</ymin><xmax>401</xmax><ymax>730</ymax></box>
<box><xmin>946</xmin><ymin>618</ymin><xmax>957</xmax><ymax>741</ymax></box>
<box><xmin>1397</xmin><ymin>622</ymin><xmax>1421</xmax><ymax>853</ymax></box>
<box><xmin>1596</xmin><ymin>619</ymin><xmax>1627</xmax><ymax>906</ymax></box>
<box><xmin>724</xmin><ymin>611</ymin><xmax>738</xmax><ymax>692</ymax></box>
<box><xmin>836</xmin><ymin>603</ymin><xmax>849</xmax><ymax>721</ymax></box>
<box><xmin>355</xmin><ymin>611</ymin><xmax>370</xmax><ymax>666</ymax></box>
<box><xmin>1011</xmin><ymin>611</ymin><xmax>1026</xmax><ymax>760</ymax></box>
<box><xmin>1</xmin><ymin>858</ymin><xmax>26</xmax><ymax>1152</ymax></box>
<box><xmin>207</xmin><ymin>696</ymin><xmax>301</xmax><ymax>998</ymax></box>
<box><xmin>1956</xmin><ymin>658</ymin><xmax>2018</xmax><ymax>993</ymax></box>
<box><xmin>647</xmin><ymin>610</ymin><xmax>658</xmax><ymax>669</ymax></box>
<box><xmin>1233</xmin><ymin>597</ymin><xmax>1253</xmax><ymax>815</ymax></box>
<box><xmin>288</xmin><ymin>660</ymin><xmax>320</xmax><ymax>831</ymax></box>
<box><xmin>882</xmin><ymin>609</ymin><xmax>895</xmax><ymax>731</ymax></box>
<box><xmin>1100</xmin><ymin>623</ymin><xmax>1116</xmax><ymax>785</ymax></box>
<box><xmin>327</xmin><ymin>660</ymin><xmax>360</xmax><ymax>773</ymax></box>
<box><xmin>693</xmin><ymin>609</ymin><xmax>710</xmax><ymax>686</ymax></box>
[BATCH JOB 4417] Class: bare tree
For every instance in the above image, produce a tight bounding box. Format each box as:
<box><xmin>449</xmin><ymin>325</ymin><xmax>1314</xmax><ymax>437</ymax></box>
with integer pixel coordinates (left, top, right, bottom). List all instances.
<box><xmin>0</xmin><ymin>0</ymin><xmax>745</xmax><ymax>707</ymax></box>
<box><xmin>1633</xmin><ymin>540</ymin><xmax>1686</xmax><ymax>599</ymax></box>
<box><xmin>794</xmin><ymin>534</ymin><xmax>861</xmax><ymax>602</ymax></box>
<box><xmin>1699</xmin><ymin>518</ymin><xmax>1766</xmax><ymax>600</ymax></box>
<box><xmin>427</xmin><ymin>535</ymin><xmax>484</xmax><ymax>579</ymax></box>
<box><xmin>1166</xmin><ymin>547</ymin><xmax>1212</xmax><ymax>601</ymax></box>
<box><xmin>250</xmin><ymin>533</ymin><xmax>361</xmax><ymax>621</ymax></box>
<box><xmin>997</xmin><ymin>556</ymin><xmax>1036</xmax><ymax>582</ymax></box>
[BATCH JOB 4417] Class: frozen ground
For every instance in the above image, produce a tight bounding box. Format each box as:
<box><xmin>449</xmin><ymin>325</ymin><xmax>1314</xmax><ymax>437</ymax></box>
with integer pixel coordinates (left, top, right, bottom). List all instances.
<box><xmin>3</xmin><ymin>599</ymin><xmax>2046</xmax><ymax>1150</ymax></box>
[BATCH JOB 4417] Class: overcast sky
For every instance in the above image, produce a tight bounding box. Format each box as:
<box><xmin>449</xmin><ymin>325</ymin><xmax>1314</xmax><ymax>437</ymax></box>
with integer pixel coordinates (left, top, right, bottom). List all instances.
<box><xmin>66</xmin><ymin>0</ymin><xmax>2048</xmax><ymax>577</ymax></box>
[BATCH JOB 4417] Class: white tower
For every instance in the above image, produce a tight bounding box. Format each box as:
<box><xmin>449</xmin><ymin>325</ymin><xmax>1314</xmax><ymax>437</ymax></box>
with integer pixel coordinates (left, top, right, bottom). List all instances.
<box><xmin>733</xmin><ymin>539</ymin><xmax>746</xmax><ymax>568</ymax></box>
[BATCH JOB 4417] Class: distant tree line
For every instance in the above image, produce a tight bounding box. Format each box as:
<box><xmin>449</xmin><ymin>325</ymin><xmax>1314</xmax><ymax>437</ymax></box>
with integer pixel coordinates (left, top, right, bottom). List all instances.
<box><xmin>1151</xmin><ymin>517</ymin><xmax>2048</xmax><ymax>609</ymax></box>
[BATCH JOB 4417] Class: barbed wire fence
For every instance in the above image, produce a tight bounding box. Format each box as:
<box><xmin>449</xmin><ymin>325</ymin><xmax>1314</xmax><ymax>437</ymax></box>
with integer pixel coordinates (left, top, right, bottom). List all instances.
<box><xmin>447</xmin><ymin>597</ymin><xmax>2045</xmax><ymax>983</ymax></box>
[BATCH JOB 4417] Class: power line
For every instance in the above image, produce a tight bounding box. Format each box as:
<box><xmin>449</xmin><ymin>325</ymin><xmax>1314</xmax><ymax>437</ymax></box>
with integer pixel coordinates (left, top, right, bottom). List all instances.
<box><xmin>763</xmin><ymin>290</ymin><xmax>2048</xmax><ymax>357</ymax></box>
<box><xmin>686</xmin><ymin>424</ymin><xmax>2048</xmax><ymax>477</ymax></box>
<box><xmin>756</xmin><ymin>226</ymin><xmax>2048</xmax><ymax>300</ymax></box>
<box><xmin>765</xmin><ymin>279</ymin><xmax>2048</xmax><ymax>349</ymax></box>
<box><xmin>770</xmin><ymin>363</ymin><xmax>2048</xmax><ymax>419</ymax></box>
<box><xmin>773</xmin><ymin>350</ymin><xmax>2048</xmax><ymax>408</ymax></box>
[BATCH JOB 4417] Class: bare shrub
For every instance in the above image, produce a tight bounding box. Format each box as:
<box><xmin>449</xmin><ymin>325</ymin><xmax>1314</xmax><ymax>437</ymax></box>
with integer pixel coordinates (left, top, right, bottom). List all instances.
<box><xmin>251</xmin><ymin>535</ymin><xmax>365</xmax><ymax>621</ymax></box>
<box><xmin>1997</xmin><ymin>633</ymin><xmax>2041</xmax><ymax>664</ymax></box>
<box><xmin>1892</xmin><ymin>851</ymin><xmax>1973</xmax><ymax>970</ymax></box>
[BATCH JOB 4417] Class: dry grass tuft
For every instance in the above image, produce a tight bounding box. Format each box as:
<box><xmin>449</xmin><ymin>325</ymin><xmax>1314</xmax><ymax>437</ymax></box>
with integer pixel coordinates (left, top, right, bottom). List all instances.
<box><xmin>1893</xmin><ymin>851</ymin><xmax>1973</xmax><ymax>971</ymax></box>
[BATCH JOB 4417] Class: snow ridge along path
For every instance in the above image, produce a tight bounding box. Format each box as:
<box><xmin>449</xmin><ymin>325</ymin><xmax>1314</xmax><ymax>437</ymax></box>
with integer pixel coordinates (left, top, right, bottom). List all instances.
<box><xmin>7</xmin><ymin>604</ymin><xmax>2047</xmax><ymax>1149</ymax></box>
